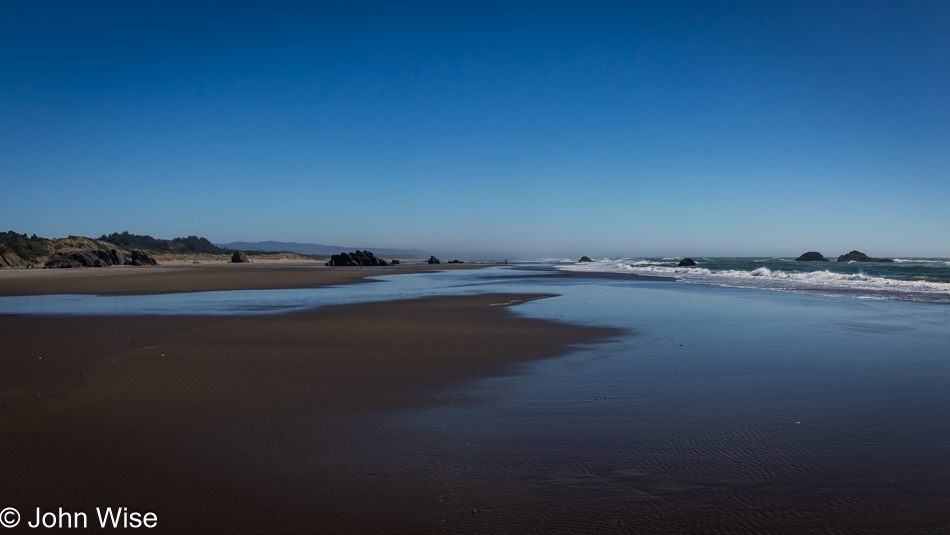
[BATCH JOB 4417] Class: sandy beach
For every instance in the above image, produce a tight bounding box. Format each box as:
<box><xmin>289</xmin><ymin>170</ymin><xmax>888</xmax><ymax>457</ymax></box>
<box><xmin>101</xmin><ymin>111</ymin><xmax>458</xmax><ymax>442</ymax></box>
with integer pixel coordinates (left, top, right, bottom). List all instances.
<box><xmin>0</xmin><ymin>260</ymin><xmax>483</xmax><ymax>297</ymax></box>
<box><xmin>4</xmin><ymin>263</ymin><xmax>950</xmax><ymax>533</ymax></box>
<box><xmin>0</xmin><ymin>264</ymin><xmax>615</xmax><ymax>533</ymax></box>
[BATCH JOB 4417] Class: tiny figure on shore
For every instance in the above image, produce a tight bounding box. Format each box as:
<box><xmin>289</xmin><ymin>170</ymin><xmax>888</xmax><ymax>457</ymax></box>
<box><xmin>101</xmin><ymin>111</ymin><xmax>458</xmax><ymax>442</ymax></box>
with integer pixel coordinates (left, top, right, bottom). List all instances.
<box><xmin>505</xmin><ymin>259</ymin><xmax>508</xmax><ymax>265</ymax></box>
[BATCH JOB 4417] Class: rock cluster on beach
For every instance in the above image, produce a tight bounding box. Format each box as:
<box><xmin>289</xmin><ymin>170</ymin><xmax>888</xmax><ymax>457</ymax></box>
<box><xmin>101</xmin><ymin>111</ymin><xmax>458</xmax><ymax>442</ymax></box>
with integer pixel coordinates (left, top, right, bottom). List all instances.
<box><xmin>795</xmin><ymin>252</ymin><xmax>828</xmax><ymax>261</ymax></box>
<box><xmin>678</xmin><ymin>258</ymin><xmax>696</xmax><ymax>266</ymax></box>
<box><xmin>1</xmin><ymin>252</ymin><xmax>32</xmax><ymax>268</ymax></box>
<box><xmin>231</xmin><ymin>251</ymin><xmax>249</xmax><ymax>263</ymax></box>
<box><xmin>45</xmin><ymin>249</ymin><xmax>158</xmax><ymax>268</ymax></box>
<box><xmin>448</xmin><ymin>259</ymin><xmax>464</xmax><ymax>264</ymax></box>
<box><xmin>836</xmin><ymin>250</ymin><xmax>893</xmax><ymax>263</ymax></box>
<box><xmin>326</xmin><ymin>250</ymin><xmax>391</xmax><ymax>267</ymax></box>
<box><xmin>427</xmin><ymin>256</ymin><xmax>440</xmax><ymax>264</ymax></box>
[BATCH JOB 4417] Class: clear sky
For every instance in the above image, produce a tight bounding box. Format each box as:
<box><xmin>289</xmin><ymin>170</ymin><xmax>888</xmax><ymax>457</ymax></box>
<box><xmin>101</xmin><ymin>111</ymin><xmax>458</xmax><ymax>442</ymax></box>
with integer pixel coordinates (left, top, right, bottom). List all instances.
<box><xmin>2</xmin><ymin>1</ymin><xmax>948</xmax><ymax>258</ymax></box>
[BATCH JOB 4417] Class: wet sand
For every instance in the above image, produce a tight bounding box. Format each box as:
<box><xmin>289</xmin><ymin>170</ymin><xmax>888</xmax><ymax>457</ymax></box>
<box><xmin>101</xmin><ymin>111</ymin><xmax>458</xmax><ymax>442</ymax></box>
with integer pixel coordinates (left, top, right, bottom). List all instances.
<box><xmin>7</xmin><ymin>265</ymin><xmax>948</xmax><ymax>533</ymax></box>
<box><xmin>0</xmin><ymin>276</ymin><xmax>617</xmax><ymax>533</ymax></box>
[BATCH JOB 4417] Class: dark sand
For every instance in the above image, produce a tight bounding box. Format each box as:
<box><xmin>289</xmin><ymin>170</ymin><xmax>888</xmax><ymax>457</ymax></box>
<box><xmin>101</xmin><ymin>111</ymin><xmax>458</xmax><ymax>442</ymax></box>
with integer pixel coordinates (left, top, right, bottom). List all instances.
<box><xmin>0</xmin><ymin>262</ymin><xmax>482</xmax><ymax>296</ymax></box>
<box><xmin>0</xmin><ymin>267</ymin><xmax>617</xmax><ymax>533</ymax></box>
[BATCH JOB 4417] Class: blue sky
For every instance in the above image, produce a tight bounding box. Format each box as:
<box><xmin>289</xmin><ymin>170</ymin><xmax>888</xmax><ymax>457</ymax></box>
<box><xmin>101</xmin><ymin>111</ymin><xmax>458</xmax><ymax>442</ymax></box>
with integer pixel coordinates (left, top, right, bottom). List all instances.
<box><xmin>2</xmin><ymin>1</ymin><xmax>948</xmax><ymax>258</ymax></box>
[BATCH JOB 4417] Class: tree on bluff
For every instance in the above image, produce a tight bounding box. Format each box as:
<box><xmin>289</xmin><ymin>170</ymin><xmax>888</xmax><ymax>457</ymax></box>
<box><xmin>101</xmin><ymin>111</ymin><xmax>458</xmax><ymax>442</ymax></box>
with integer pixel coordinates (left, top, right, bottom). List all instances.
<box><xmin>99</xmin><ymin>231</ymin><xmax>226</xmax><ymax>254</ymax></box>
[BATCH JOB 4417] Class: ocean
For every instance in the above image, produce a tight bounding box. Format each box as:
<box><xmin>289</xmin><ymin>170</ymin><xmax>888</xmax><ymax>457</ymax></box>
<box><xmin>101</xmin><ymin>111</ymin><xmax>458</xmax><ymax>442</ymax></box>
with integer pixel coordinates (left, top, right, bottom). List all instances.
<box><xmin>555</xmin><ymin>256</ymin><xmax>950</xmax><ymax>304</ymax></box>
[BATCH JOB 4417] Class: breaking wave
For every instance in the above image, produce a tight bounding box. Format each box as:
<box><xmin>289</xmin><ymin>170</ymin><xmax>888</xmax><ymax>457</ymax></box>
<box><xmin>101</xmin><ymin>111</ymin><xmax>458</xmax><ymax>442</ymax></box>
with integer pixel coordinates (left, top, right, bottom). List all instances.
<box><xmin>558</xmin><ymin>258</ymin><xmax>950</xmax><ymax>303</ymax></box>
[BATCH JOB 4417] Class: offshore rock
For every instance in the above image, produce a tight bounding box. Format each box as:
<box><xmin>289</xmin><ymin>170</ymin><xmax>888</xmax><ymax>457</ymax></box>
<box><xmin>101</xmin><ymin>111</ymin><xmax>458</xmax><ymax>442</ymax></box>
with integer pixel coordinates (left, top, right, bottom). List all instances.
<box><xmin>678</xmin><ymin>258</ymin><xmax>697</xmax><ymax>267</ymax></box>
<box><xmin>448</xmin><ymin>259</ymin><xmax>463</xmax><ymax>264</ymax></box>
<box><xmin>578</xmin><ymin>256</ymin><xmax>593</xmax><ymax>262</ymax></box>
<box><xmin>836</xmin><ymin>250</ymin><xmax>894</xmax><ymax>263</ymax></box>
<box><xmin>231</xmin><ymin>251</ymin><xmax>249</xmax><ymax>263</ymax></box>
<box><xmin>796</xmin><ymin>251</ymin><xmax>828</xmax><ymax>262</ymax></box>
<box><xmin>326</xmin><ymin>250</ymin><xmax>389</xmax><ymax>267</ymax></box>
<box><xmin>390</xmin><ymin>259</ymin><xmax>400</xmax><ymax>265</ymax></box>
<box><xmin>427</xmin><ymin>256</ymin><xmax>441</xmax><ymax>265</ymax></box>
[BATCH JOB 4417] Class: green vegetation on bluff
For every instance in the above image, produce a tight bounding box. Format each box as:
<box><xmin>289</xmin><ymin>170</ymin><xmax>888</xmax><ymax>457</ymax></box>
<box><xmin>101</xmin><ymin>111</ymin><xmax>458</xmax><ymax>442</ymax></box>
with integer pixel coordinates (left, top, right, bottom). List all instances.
<box><xmin>99</xmin><ymin>232</ymin><xmax>226</xmax><ymax>254</ymax></box>
<box><xmin>1</xmin><ymin>231</ymin><xmax>302</xmax><ymax>267</ymax></box>
<box><xmin>1</xmin><ymin>231</ymin><xmax>54</xmax><ymax>263</ymax></box>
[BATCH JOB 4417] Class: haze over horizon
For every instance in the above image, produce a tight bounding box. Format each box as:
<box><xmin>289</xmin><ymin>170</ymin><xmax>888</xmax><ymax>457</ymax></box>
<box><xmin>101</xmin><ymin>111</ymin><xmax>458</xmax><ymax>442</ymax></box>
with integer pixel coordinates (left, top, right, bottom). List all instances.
<box><xmin>3</xmin><ymin>1</ymin><xmax>949</xmax><ymax>258</ymax></box>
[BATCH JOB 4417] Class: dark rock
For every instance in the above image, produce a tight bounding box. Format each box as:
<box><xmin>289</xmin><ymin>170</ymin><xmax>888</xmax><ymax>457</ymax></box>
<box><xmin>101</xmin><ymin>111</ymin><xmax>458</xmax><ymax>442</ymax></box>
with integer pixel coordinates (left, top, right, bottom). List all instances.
<box><xmin>44</xmin><ymin>249</ymin><xmax>155</xmax><ymax>268</ymax></box>
<box><xmin>836</xmin><ymin>250</ymin><xmax>893</xmax><ymax>263</ymax></box>
<box><xmin>427</xmin><ymin>255</ymin><xmax>441</xmax><ymax>265</ymax></box>
<box><xmin>325</xmin><ymin>250</ymin><xmax>389</xmax><ymax>267</ymax></box>
<box><xmin>448</xmin><ymin>259</ymin><xmax>463</xmax><ymax>264</ymax></box>
<box><xmin>129</xmin><ymin>250</ymin><xmax>158</xmax><ymax>266</ymax></box>
<box><xmin>109</xmin><ymin>248</ymin><xmax>127</xmax><ymax>265</ymax></box>
<box><xmin>45</xmin><ymin>251</ymin><xmax>105</xmax><ymax>268</ymax></box>
<box><xmin>578</xmin><ymin>256</ymin><xmax>593</xmax><ymax>262</ymax></box>
<box><xmin>88</xmin><ymin>248</ymin><xmax>127</xmax><ymax>266</ymax></box>
<box><xmin>795</xmin><ymin>251</ymin><xmax>828</xmax><ymax>262</ymax></box>
<box><xmin>231</xmin><ymin>251</ymin><xmax>249</xmax><ymax>263</ymax></box>
<box><xmin>390</xmin><ymin>259</ymin><xmax>400</xmax><ymax>265</ymax></box>
<box><xmin>45</xmin><ymin>254</ymin><xmax>83</xmax><ymax>268</ymax></box>
<box><xmin>79</xmin><ymin>251</ymin><xmax>108</xmax><ymax>267</ymax></box>
<box><xmin>77</xmin><ymin>251</ymin><xmax>106</xmax><ymax>267</ymax></box>
<box><xmin>0</xmin><ymin>252</ymin><xmax>31</xmax><ymax>268</ymax></box>
<box><xmin>678</xmin><ymin>258</ymin><xmax>696</xmax><ymax>267</ymax></box>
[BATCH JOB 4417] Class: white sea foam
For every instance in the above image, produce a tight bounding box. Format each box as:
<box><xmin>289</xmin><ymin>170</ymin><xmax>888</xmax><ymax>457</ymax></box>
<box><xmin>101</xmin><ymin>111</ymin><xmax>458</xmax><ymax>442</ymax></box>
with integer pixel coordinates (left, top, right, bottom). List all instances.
<box><xmin>560</xmin><ymin>259</ymin><xmax>950</xmax><ymax>303</ymax></box>
<box><xmin>892</xmin><ymin>258</ymin><xmax>947</xmax><ymax>264</ymax></box>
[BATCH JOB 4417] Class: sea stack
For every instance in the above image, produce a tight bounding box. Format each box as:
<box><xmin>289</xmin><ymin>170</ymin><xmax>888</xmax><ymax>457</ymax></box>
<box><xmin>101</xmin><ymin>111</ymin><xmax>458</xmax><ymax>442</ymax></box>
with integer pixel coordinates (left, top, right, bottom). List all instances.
<box><xmin>836</xmin><ymin>250</ymin><xmax>894</xmax><ymax>263</ymax></box>
<box><xmin>795</xmin><ymin>252</ymin><xmax>828</xmax><ymax>262</ymax></box>
<box><xmin>678</xmin><ymin>258</ymin><xmax>696</xmax><ymax>267</ymax></box>
<box><xmin>427</xmin><ymin>256</ymin><xmax>441</xmax><ymax>264</ymax></box>
<box><xmin>578</xmin><ymin>256</ymin><xmax>592</xmax><ymax>262</ymax></box>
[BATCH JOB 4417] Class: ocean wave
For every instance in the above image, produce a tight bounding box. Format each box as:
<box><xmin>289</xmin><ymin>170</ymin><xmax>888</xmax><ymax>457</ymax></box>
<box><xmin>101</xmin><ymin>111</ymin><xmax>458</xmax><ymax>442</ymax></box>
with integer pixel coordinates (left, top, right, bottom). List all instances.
<box><xmin>560</xmin><ymin>260</ymin><xmax>950</xmax><ymax>303</ymax></box>
<box><xmin>510</xmin><ymin>258</ymin><xmax>577</xmax><ymax>264</ymax></box>
<box><xmin>892</xmin><ymin>258</ymin><xmax>950</xmax><ymax>264</ymax></box>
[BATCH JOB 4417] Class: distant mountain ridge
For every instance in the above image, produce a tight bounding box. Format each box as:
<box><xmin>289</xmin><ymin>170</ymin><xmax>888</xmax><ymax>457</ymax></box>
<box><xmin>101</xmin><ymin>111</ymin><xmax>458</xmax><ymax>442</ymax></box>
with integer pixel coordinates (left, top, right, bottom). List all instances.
<box><xmin>216</xmin><ymin>241</ymin><xmax>429</xmax><ymax>258</ymax></box>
